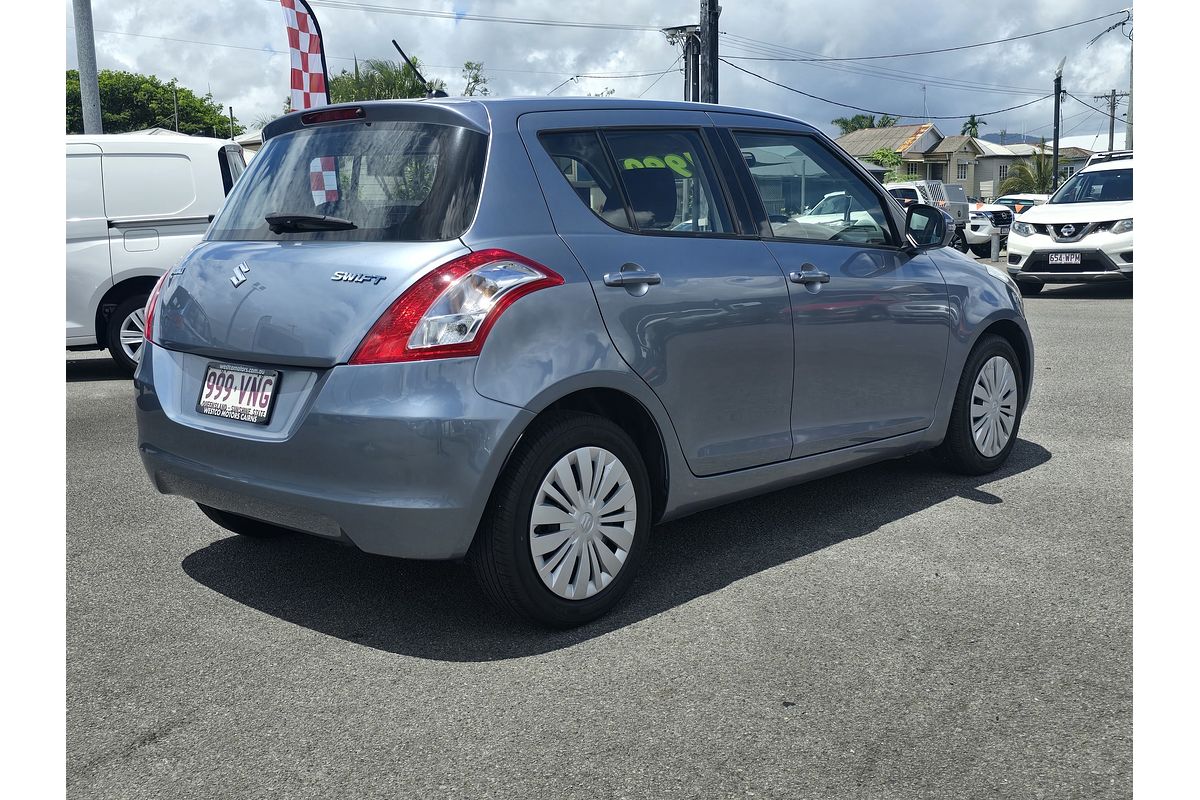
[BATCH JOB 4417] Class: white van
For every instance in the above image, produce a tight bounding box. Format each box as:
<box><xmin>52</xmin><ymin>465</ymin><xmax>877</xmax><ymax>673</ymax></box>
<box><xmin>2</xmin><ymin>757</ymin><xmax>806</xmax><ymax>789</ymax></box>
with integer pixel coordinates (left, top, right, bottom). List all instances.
<box><xmin>66</xmin><ymin>134</ymin><xmax>245</xmax><ymax>372</ymax></box>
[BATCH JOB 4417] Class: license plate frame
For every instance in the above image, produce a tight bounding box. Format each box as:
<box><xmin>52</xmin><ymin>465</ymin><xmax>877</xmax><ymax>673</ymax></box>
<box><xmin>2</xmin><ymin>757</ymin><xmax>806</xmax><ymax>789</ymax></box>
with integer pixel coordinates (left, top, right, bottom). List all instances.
<box><xmin>998</xmin><ymin>226</ymin><xmax>1010</xmax><ymax>235</ymax></box>
<box><xmin>197</xmin><ymin>362</ymin><xmax>280</xmax><ymax>426</ymax></box>
<box><xmin>1048</xmin><ymin>252</ymin><xmax>1082</xmax><ymax>265</ymax></box>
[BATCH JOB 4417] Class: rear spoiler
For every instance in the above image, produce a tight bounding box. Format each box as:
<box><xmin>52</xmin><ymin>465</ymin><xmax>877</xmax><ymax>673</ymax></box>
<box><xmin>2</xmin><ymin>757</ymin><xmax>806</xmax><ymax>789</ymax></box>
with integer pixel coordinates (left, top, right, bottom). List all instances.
<box><xmin>261</xmin><ymin>100</ymin><xmax>490</xmax><ymax>142</ymax></box>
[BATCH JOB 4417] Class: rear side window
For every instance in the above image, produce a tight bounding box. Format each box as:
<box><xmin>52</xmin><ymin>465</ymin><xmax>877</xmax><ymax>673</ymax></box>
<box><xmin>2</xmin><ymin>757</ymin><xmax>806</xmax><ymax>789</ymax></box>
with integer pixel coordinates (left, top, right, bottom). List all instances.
<box><xmin>539</xmin><ymin>131</ymin><xmax>631</xmax><ymax>229</ymax></box>
<box><xmin>209</xmin><ymin>121</ymin><xmax>487</xmax><ymax>242</ymax></box>
<box><xmin>603</xmin><ymin>129</ymin><xmax>732</xmax><ymax>234</ymax></box>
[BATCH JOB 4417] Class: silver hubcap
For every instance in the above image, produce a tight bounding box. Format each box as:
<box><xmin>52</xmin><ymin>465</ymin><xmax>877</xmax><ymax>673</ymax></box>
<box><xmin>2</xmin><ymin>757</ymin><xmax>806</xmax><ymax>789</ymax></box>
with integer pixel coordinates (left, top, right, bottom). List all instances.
<box><xmin>971</xmin><ymin>355</ymin><xmax>1018</xmax><ymax>457</ymax></box>
<box><xmin>529</xmin><ymin>446</ymin><xmax>637</xmax><ymax>600</ymax></box>
<box><xmin>119</xmin><ymin>307</ymin><xmax>147</xmax><ymax>363</ymax></box>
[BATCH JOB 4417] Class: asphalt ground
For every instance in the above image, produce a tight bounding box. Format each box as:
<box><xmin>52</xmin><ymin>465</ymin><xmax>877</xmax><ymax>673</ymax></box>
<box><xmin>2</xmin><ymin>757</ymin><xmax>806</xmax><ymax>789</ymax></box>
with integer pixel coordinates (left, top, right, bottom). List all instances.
<box><xmin>66</xmin><ymin>280</ymin><xmax>1132</xmax><ymax>799</ymax></box>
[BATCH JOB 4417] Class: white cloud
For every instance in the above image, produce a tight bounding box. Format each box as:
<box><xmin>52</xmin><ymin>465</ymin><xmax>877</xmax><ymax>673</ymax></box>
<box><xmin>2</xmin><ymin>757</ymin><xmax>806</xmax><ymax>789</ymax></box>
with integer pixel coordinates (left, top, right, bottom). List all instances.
<box><xmin>65</xmin><ymin>0</ymin><xmax>1134</xmax><ymax>141</ymax></box>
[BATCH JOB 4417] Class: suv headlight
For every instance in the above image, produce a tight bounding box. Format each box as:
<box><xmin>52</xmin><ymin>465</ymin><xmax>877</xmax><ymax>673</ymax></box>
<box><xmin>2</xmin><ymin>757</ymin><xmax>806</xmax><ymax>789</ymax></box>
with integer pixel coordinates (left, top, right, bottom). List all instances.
<box><xmin>1111</xmin><ymin>218</ymin><xmax>1133</xmax><ymax>234</ymax></box>
<box><xmin>969</xmin><ymin>211</ymin><xmax>988</xmax><ymax>222</ymax></box>
<box><xmin>1012</xmin><ymin>221</ymin><xmax>1035</xmax><ymax>237</ymax></box>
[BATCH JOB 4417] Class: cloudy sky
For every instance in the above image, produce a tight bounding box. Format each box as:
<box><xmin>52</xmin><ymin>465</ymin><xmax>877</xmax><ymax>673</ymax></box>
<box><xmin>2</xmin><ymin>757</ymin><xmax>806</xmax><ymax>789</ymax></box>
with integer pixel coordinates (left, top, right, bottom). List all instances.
<box><xmin>64</xmin><ymin>0</ymin><xmax>1134</xmax><ymax>145</ymax></box>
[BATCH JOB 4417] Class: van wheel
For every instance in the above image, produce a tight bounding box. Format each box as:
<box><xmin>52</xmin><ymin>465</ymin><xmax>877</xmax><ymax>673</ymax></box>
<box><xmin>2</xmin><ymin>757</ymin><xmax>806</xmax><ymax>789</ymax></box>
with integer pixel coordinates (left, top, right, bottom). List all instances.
<box><xmin>105</xmin><ymin>295</ymin><xmax>149</xmax><ymax>375</ymax></box>
<box><xmin>935</xmin><ymin>335</ymin><xmax>1024</xmax><ymax>475</ymax></box>
<box><xmin>470</xmin><ymin>411</ymin><xmax>652</xmax><ymax>628</ymax></box>
<box><xmin>197</xmin><ymin>503</ymin><xmax>286</xmax><ymax>538</ymax></box>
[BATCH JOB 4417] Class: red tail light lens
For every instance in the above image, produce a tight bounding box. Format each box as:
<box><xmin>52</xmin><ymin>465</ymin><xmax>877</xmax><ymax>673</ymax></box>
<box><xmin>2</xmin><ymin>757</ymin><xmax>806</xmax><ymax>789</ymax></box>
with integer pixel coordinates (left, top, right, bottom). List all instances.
<box><xmin>143</xmin><ymin>270</ymin><xmax>171</xmax><ymax>345</ymax></box>
<box><xmin>349</xmin><ymin>249</ymin><xmax>564</xmax><ymax>365</ymax></box>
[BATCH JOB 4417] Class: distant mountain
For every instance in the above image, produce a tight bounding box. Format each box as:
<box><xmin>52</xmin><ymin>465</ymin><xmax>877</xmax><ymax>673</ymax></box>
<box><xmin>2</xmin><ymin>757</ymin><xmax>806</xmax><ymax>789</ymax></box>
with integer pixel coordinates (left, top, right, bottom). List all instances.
<box><xmin>980</xmin><ymin>132</ymin><xmax>1045</xmax><ymax>146</ymax></box>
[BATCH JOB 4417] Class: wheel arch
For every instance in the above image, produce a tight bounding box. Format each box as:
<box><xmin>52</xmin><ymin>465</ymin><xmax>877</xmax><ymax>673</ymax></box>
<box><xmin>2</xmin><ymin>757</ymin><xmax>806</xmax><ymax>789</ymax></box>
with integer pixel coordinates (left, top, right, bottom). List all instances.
<box><xmin>978</xmin><ymin>317</ymin><xmax>1033</xmax><ymax>409</ymax></box>
<box><xmin>94</xmin><ymin>275</ymin><xmax>159</xmax><ymax>345</ymax></box>
<box><xmin>534</xmin><ymin>387</ymin><xmax>670</xmax><ymax>524</ymax></box>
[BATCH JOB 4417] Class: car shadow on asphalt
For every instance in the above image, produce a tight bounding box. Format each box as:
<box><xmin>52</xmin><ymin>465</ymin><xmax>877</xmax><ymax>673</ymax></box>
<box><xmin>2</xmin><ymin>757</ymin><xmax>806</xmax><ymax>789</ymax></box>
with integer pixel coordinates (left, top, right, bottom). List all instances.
<box><xmin>181</xmin><ymin>438</ymin><xmax>1051</xmax><ymax>662</ymax></box>
<box><xmin>66</xmin><ymin>356</ymin><xmax>130</xmax><ymax>383</ymax></box>
<box><xmin>1029</xmin><ymin>282</ymin><xmax>1132</xmax><ymax>300</ymax></box>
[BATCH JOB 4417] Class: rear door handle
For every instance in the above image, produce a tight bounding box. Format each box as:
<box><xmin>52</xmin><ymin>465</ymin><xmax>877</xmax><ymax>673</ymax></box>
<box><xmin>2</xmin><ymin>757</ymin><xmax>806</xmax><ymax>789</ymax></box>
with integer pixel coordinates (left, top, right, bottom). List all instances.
<box><xmin>603</xmin><ymin>272</ymin><xmax>662</xmax><ymax>287</ymax></box>
<box><xmin>788</xmin><ymin>267</ymin><xmax>830</xmax><ymax>285</ymax></box>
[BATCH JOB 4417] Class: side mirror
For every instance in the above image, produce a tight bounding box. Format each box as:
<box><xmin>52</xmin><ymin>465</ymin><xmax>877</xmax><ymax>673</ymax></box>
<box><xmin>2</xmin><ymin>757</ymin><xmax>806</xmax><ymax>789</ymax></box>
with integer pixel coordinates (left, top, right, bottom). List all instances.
<box><xmin>904</xmin><ymin>203</ymin><xmax>955</xmax><ymax>252</ymax></box>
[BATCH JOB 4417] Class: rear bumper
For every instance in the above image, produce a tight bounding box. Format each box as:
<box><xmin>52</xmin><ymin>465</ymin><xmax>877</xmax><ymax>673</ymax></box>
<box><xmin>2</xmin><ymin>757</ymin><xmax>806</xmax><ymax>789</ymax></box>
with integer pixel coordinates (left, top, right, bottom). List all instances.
<box><xmin>135</xmin><ymin>342</ymin><xmax>533</xmax><ymax>559</ymax></box>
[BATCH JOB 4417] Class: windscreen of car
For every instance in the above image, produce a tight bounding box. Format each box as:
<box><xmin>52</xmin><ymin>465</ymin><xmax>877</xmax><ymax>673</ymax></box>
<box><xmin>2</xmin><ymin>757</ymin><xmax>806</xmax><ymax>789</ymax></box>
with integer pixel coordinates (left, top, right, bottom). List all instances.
<box><xmin>209</xmin><ymin>121</ymin><xmax>487</xmax><ymax>241</ymax></box>
<box><xmin>1049</xmin><ymin>167</ymin><xmax>1132</xmax><ymax>204</ymax></box>
<box><xmin>806</xmin><ymin>194</ymin><xmax>857</xmax><ymax>216</ymax></box>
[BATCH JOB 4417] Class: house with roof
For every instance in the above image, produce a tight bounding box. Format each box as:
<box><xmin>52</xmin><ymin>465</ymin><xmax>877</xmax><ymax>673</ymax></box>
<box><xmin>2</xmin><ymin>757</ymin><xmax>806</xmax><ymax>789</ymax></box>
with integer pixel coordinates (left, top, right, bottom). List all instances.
<box><xmin>835</xmin><ymin>124</ymin><xmax>1092</xmax><ymax>200</ymax></box>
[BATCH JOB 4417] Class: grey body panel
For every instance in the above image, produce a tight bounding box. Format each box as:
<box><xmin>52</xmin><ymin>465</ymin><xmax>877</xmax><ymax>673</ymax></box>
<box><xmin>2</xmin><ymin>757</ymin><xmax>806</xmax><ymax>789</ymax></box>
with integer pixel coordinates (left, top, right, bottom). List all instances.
<box><xmin>153</xmin><ymin>239</ymin><xmax>468</xmax><ymax>367</ymax></box>
<box><xmin>136</xmin><ymin>97</ymin><xmax>1033</xmax><ymax>560</ymax></box>
<box><xmin>516</xmin><ymin>108</ymin><xmax>793</xmax><ymax>475</ymax></box>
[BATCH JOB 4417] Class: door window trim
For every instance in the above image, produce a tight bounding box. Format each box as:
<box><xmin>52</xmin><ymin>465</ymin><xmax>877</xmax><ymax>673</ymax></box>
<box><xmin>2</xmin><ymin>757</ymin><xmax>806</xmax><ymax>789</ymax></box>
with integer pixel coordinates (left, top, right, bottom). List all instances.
<box><xmin>724</xmin><ymin>127</ymin><xmax>905</xmax><ymax>250</ymax></box>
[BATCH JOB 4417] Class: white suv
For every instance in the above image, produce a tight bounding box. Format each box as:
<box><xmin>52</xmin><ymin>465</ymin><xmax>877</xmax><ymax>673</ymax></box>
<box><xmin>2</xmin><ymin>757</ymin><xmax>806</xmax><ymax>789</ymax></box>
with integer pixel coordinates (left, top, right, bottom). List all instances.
<box><xmin>1006</xmin><ymin>158</ymin><xmax>1132</xmax><ymax>294</ymax></box>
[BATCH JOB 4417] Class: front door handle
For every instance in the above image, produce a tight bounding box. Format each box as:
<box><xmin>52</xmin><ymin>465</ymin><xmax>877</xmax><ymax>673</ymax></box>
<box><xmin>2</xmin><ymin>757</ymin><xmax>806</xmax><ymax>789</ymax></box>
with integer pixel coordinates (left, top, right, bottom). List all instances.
<box><xmin>788</xmin><ymin>266</ymin><xmax>830</xmax><ymax>285</ymax></box>
<box><xmin>603</xmin><ymin>271</ymin><xmax>662</xmax><ymax>288</ymax></box>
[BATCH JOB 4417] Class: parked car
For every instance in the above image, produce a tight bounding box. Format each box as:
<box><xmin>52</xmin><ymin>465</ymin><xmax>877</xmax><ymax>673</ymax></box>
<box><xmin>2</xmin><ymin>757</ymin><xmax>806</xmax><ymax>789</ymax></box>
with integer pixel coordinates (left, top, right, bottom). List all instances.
<box><xmin>136</xmin><ymin>98</ymin><xmax>1033</xmax><ymax>627</ymax></box>
<box><xmin>963</xmin><ymin>201</ymin><xmax>1014</xmax><ymax>257</ymax></box>
<box><xmin>886</xmin><ymin>180</ymin><xmax>969</xmax><ymax>251</ymax></box>
<box><xmin>993</xmin><ymin>193</ymin><xmax>1049</xmax><ymax>216</ymax></box>
<box><xmin>1084</xmin><ymin>149</ymin><xmax>1132</xmax><ymax>168</ymax></box>
<box><xmin>67</xmin><ymin>134</ymin><xmax>245</xmax><ymax>373</ymax></box>
<box><xmin>1006</xmin><ymin>158</ymin><xmax>1132</xmax><ymax>294</ymax></box>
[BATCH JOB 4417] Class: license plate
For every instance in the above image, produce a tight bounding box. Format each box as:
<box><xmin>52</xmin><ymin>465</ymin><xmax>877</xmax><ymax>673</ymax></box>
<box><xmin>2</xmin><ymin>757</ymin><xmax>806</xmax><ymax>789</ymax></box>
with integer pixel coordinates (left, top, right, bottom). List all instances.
<box><xmin>1048</xmin><ymin>252</ymin><xmax>1082</xmax><ymax>265</ymax></box>
<box><xmin>197</xmin><ymin>363</ymin><xmax>279</xmax><ymax>425</ymax></box>
<box><xmin>998</xmin><ymin>226</ymin><xmax>1010</xmax><ymax>235</ymax></box>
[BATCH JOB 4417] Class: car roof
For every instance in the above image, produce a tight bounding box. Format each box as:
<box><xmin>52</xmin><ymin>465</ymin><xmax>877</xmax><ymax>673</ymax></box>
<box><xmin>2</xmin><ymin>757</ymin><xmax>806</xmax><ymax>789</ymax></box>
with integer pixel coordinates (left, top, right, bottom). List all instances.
<box><xmin>262</xmin><ymin>96</ymin><xmax>822</xmax><ymax>141</ymax></box>
<box><xmin>66</xmin><ymin>133</ymin><xmax>236</xmax><ymax>154</ymax></box>
<box><xmin>1080</xmin><ymin>158</ymin><xmax>1133</xmax><ymax>173</ymax></box>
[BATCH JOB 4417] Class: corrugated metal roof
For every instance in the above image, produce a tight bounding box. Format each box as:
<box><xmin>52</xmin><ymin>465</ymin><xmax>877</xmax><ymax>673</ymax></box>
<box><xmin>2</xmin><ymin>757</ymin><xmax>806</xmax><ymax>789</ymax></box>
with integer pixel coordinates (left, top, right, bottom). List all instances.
<box><xmin>929</xmin><ymin>135</ymin><xmax>978</xmax><ymax>154</ymax></box>
<box><xmin>836</xmin><ymin>123</ymin><xmax>934</xmax><ymax>156</ymax></box>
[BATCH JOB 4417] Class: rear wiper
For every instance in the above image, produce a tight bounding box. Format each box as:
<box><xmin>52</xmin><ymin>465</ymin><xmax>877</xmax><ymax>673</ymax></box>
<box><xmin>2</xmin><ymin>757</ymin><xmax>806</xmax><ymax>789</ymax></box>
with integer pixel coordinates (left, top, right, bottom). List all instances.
<box><xmin>265</xmin><ymin>212</ymin><xmax>357</xmax><ymax>234</ymax></box>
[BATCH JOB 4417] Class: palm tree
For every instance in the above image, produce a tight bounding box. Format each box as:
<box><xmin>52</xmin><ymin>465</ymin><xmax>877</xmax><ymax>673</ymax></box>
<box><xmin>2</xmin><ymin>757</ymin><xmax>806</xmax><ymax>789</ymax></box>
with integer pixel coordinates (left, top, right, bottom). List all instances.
<box><xmin>998</xmin><ymin>140</ymin><xmax>1057</xmax><ymax>194</ymax></box>
<box><xmin>831</xmin><ymin>114</ymin><xmax>877</xmax><ymax>135</ymax></box>
<box><xmin>328</xmin><ymin>57</ymin><xmax>444</xmax><ymax>102</ymax></box>
<box><xmin>961</xmin><ymin>114</ymin><xmax>987</xmax><ymax>138</ymax></box>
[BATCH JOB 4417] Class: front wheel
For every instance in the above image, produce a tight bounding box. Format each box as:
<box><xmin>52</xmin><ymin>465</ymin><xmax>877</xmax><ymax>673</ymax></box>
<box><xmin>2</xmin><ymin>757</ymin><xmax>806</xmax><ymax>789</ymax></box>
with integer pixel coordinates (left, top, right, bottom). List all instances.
<box><xmin>950</xmin><ymin>229</ymin><xmax>969</xmax><ymax>253</ymax></box>
<box><xmin>470</xmin><ymin>411</ymin><xmax>652</xmax><ymax>627</ymax></box>
<box><xmin>935</xmin><ymin>335</ymin><xmax>1024</xmax><ymax>475</ymax></box>
<box><xmin>105</xmin><ymin>295</ymin><xmax>149</xmax><ymax>375</ymax></box>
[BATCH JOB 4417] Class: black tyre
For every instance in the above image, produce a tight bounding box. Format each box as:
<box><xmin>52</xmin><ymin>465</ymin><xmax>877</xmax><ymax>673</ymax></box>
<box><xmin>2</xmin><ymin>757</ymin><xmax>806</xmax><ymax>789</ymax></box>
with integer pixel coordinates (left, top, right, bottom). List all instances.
<box><xmin>197</xmin><ymin>503</ymin><xmax>286</xmax><ymax>538</ymax></box>
<box><xmin>935</xmin><ymin>334</ymin><xmax>1024</xmax><ymax>475</ymax></box>
<box><xmin>469</xmin><ymin>411</ymin><xmax>652</xmax><ymax>628</ymax></box>
<box><xmin>1018</xmin><ymin>281</ymin><xmax>1044</xmax><ymax>296</ymax></box>
<box><xmin>105</xmin><ymin>295</ymin><xmax>149</xmax><ymax>375</ymax></box>
<box><xmin>969</xmin><ymin>243</ymin><xmax>992</xmax><ymax>258</ymax></box>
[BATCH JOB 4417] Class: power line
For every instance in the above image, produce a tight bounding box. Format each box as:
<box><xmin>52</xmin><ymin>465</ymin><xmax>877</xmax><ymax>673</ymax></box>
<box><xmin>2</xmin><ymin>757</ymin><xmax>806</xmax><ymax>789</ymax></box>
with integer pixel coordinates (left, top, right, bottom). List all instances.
<box><xmin>721</xmin><ymin>58</ymin><xmax>1052</xmax><ymax>120</ymax></box>
<box><xmin>720</xmin><ymin>33</ymin><xmax>1045</xmax><ymax>95</ymax></box>
<box><xmin>284</xmin><ymin>0</ymin><xmax>660</xmax><ymax>32</ymax></box>
<box><xmin>637</xmin><ymin>54</ymin><xmax>685</xmax><ymax>98</ymax></box>
<box><xmin>720</xmin><ymin>37</ymin><xmax>1042</xmax><ymax>98</ymax></box>
<box><xmin>719</xmin><ymin>9</ymin><xmax>1129</xmax><ymax>62</ymax></box>
<box><xmin>1066</xmin><ymin>91</ymin><xmax>1131</xmax><ymax>124</ymax></box>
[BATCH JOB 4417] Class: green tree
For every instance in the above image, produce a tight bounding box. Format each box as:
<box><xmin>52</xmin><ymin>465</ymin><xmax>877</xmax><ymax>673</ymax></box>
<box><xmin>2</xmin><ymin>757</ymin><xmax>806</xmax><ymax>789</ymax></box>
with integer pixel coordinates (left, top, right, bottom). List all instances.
<box><xmin>462</xmin><ymin>61</ymin><xmax>489</xmax><ymax>96</ymax></box>
<box><xmin>998</xmin><ymin>139</ymin><xmax>1060</xmax><ymax>194</ymax></box>
<box><xmin>878</xmin><ymin>114</ymin><xmax>900</xmax><ymax>127</ymax></box>
<box><xmin>328</xmin><ymin>57</ymin><xmax>445</xmax><ymax>102</ymax></box>
<box><xmin>863</xmin><ymin>147</ymin><xmax>908</xmax><ymax>183</ymax></box>
<box><xmin>961</xmin><ymin>114</ymin><xmax>987</xmax><ymax>138</ymax></box>
<box><xmin>832</xmin><ymin>113</ymin><xmax>878</xmax><ymax>135</ymax></box>
<box><xmin>66</xmin><ymin>70</ymin><xmax>243</xmax><ymax>136</ymax></box>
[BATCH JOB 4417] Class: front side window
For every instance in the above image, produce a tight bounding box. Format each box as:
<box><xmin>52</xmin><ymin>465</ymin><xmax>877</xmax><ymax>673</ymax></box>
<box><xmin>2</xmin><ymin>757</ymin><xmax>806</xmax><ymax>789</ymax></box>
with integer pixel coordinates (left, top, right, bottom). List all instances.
<box><xmin>1050</xmin><ymin>167</ymin><xmax>1131</xmax><ymax>204</ymax></box>
<box><xmin>209</xmin><ymin>121</ymin><xmax>487</xmax><ymax>242</ymax></box>
<box><xmin>602</xmin><ymin>129</ymin><xmax>733</xmax><ymax>234</ymax></box>
<box><xmin>733</xmin><ymin>131</ymin><xmax>892</xmax><ymax>246</ymax></box>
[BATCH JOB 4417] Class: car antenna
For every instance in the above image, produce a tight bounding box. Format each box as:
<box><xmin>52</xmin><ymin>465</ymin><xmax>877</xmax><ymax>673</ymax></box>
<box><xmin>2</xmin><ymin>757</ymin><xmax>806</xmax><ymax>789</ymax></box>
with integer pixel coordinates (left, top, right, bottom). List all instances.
<box><xmin>392</xmin><ymin>40</ymin><xmax>448</xmax><ymax>98</ymax></box>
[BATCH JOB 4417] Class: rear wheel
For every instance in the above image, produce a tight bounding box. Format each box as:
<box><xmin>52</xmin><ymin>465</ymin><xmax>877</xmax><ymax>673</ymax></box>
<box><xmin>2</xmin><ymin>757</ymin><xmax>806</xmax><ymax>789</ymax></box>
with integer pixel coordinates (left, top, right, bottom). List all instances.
<box><xmin>470</xmin><ymin>411</ymin><xmax>651</xmax><ymax>627</ymax></box>
<box><xmin>935</xmin><ymin>335</ymin><xmax>1024</xmax><ymax>475</ymax></box>
<box><xmin>105</xmin><ymin>295</ymin><xmax>149</xmax><ymax>375</ymax></box>
<box><xmin>197</xmin><ymin>503</ymin><xmax>286</xmax><ymax>538</ymax></box>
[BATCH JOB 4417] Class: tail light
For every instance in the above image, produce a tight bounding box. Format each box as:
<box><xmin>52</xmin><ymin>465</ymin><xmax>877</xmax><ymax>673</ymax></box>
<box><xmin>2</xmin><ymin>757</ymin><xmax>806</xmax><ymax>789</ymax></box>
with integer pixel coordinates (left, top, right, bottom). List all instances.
<box><xmin>350</xmin><ymin>249</ymin><xmax>563</xmax><ymax>365</ymax></box>
<box><xmin>143</xmin><ymin>270</ymin><xmax>171</xmax><ymax>345</ymax></box>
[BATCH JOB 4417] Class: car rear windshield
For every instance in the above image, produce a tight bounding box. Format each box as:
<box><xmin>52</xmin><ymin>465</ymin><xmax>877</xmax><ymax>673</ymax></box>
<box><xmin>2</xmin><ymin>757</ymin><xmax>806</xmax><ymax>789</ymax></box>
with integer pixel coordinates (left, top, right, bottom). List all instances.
<box><xmin>1050</xmin><ymin>167</ymin><xmax>1132</xmax><ymax>204</ymax></box>
<box><xmin>209</xmin><ymin>121</ymin><xmax>487</xmax><ymax>242</ymax></box>
<box><xmin>888</xmin><ymin>188</ymin><xmax>918</xmax><ymax>203</ymax></box>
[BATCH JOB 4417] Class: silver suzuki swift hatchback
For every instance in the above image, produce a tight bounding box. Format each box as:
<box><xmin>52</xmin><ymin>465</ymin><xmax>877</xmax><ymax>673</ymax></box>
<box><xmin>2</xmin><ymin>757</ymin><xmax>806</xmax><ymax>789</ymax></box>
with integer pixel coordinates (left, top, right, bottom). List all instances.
<box><xmin>137</xmin><ymin>98</ymin><xmax>1033</xmax><ymax>627</ymax></box>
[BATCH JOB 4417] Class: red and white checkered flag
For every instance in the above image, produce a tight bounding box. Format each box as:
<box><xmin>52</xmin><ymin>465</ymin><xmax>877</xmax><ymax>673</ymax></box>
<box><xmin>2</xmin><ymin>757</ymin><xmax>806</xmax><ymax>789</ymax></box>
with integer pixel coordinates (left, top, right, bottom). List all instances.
<box><xmin>279</xmin><ymin>0</ymin><xmax>330</xmax><ymax>111</ymax></box>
